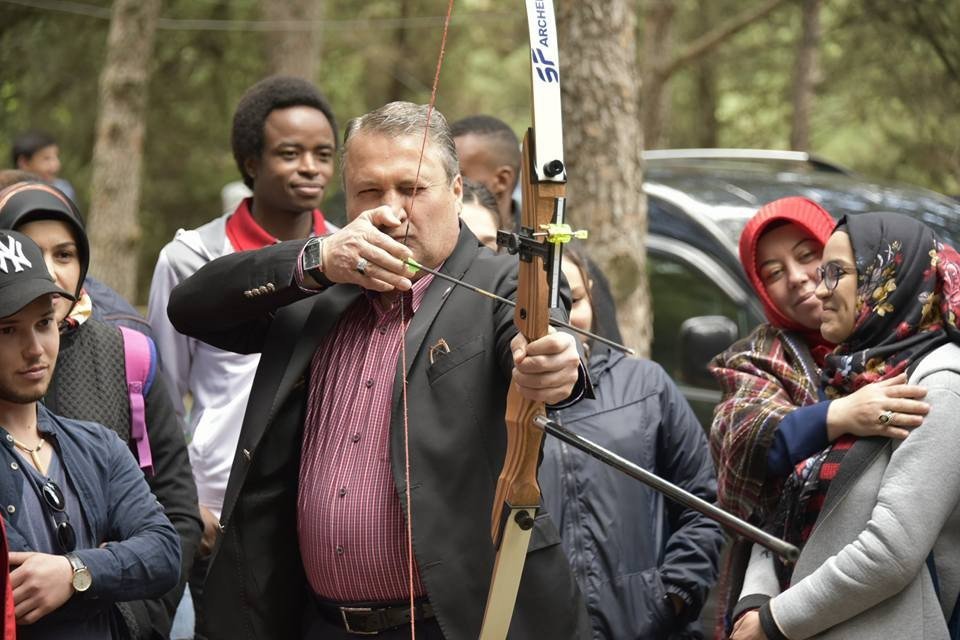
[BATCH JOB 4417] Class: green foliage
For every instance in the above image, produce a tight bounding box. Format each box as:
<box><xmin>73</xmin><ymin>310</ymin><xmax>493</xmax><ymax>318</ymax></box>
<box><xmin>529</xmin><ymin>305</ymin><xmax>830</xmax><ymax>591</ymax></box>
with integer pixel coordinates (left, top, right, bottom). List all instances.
<box><xmin>0</xmin><ymin>0</ymin><xmax>534</xmax><ymax>303</ymax></box>
<box><xmin>666</xmin><ymin>0</ymin><xmax>960</xmax><ymax>195</ymax></box>
<box><xmin>1</xmin><ymin>0</ymin><xmax>957</xmax><ymax>304</ymax></box>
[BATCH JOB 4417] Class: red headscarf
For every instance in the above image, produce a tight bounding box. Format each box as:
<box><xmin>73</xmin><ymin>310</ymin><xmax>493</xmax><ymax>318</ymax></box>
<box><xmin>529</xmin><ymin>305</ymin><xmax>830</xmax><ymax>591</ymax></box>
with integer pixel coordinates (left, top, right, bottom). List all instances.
<box><xmin>739</xmin><ymin>197</ymin><xmax>837</xmax><ymax>360</ymax></box>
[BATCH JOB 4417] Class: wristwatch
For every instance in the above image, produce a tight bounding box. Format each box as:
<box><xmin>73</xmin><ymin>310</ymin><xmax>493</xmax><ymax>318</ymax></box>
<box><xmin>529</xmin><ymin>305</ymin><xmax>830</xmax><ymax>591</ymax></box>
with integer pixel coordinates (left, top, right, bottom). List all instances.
<box><xmin>65</xmin><ymin>552</ymin><xmax>92</xmax><ymax>592</ymax></box>
<box><xmin>301</xmin><ymin>236</ymin><xmax>331</xmax><ymax>288</ymax></box>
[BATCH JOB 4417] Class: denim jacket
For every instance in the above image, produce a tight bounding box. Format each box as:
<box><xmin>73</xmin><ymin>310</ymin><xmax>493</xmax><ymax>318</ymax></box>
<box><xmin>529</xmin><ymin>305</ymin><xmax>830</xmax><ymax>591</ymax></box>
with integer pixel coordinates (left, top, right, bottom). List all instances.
<box><xmin>0</xmin><ymin>404</ymin><xmax>180</xmax><ymax>603</ymax></box>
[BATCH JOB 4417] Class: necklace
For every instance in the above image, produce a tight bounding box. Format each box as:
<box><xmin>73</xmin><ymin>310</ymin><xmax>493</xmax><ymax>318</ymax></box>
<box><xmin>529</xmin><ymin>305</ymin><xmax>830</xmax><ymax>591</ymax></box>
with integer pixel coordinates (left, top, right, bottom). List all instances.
<box><xmin>12</xmin><ymin>436</ymin><xmax>45</xmax><ymax>474</ymax></box>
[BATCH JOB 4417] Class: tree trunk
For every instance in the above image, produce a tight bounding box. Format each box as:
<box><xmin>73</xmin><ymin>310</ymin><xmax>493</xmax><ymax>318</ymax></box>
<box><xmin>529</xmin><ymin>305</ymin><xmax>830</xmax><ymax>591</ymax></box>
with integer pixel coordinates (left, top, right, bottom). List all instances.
<box><xmin>790</xmin><ymin>0</ymin><xmax>821</xmax><ymax>150</ymax></box>
<box><xmin>262</xmin><ymin>0</ymin><xmax>323</xmax><ymax>79</ymax></box>
<box><xmin>388</xmin><ymin>0</ymin><xmax>414</xmax><ymax>101</ymax></box>
<box><xmin>558</xmin><ymin>1</ymin><xmax>651</xmax><ymax>356</ymax></box>
<box><xmin>641</xmin><ymin>0</ymin><xmax>676</xmax><ymax>149</ymax></box>
<box><xmin>694</xmin><ymin>0</ymin><xmax>719</xmax><ymax>147</ymax></box>
<box><xmin>87</xmin><ymin>0</ymin><xmax>161</xmax><ymax>302</ymax></box>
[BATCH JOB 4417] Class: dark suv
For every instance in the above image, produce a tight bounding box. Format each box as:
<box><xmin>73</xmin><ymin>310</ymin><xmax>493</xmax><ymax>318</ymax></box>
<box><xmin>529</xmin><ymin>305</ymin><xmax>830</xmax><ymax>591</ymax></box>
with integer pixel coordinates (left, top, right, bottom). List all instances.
<box><xmin>644</xmin><ymin>150</ymin><xmax>960</xmax><ymax>427</ymax></box>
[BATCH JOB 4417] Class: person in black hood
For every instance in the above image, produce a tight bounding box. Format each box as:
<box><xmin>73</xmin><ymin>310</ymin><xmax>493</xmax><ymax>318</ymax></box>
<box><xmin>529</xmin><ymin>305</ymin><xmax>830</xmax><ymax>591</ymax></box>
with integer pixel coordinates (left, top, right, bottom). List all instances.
<box><xmin>539</xmin><ymin>247</ymin><xmax>724</xmax><ymax>640</ymax></box>
<box><xmin>0</xmin><ymin>170</ymin><xmax>153</xmax><ymax>337</ymax></box>
<box><xmin>0</xmin><ymin>181</ymin><xmax>201</xmax><ymax>639</ymax></box>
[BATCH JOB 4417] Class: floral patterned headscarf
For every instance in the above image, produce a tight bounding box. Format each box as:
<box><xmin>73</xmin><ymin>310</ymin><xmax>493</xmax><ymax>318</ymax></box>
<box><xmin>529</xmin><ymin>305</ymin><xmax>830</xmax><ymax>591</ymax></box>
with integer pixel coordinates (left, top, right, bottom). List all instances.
<box><xmin>822</xmin><ymin>212</ymin><xmax>960</xmax><ymax>396</ymax></box>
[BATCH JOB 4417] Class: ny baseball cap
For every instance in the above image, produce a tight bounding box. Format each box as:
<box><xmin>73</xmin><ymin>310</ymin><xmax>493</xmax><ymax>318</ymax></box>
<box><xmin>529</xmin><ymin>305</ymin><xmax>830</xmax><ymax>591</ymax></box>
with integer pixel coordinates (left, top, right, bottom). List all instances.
<box><xmin>0</xmin><ymin>229</ymin><xmax>75</xmax><ymax>319</ymax></box>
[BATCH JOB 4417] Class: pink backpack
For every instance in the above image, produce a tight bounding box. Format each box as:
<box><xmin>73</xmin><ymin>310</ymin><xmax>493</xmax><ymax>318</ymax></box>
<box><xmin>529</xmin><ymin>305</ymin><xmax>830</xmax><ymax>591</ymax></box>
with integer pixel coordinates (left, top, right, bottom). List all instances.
<box><xmin>119</xmin><ymin>327</ymin><xmax>154</xmax><ymax>476</ymax></box>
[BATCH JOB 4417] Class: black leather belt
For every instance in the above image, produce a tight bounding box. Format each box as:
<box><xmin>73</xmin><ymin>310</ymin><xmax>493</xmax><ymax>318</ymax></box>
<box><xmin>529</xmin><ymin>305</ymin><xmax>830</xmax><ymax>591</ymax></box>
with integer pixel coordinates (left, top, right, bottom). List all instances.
<box><xmin>314</xmin><ymin>598</ymin><xmax>435</xmax><ymax>635</ymax></box>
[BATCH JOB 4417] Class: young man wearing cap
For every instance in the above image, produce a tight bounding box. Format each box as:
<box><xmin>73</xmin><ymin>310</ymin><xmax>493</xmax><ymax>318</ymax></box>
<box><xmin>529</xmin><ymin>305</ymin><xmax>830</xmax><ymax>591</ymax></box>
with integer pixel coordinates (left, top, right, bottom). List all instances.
<box><xmin>0</xmin><ymin>230</ymin><xmax>180</xmax><ymax>638</ymax></box>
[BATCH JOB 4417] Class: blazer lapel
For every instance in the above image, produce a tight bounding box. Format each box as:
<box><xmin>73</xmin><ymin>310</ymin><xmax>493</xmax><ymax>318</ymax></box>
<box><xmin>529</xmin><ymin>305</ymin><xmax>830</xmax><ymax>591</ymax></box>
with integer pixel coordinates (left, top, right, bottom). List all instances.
<box><xmin>267</xmin><ymin>285</ymin><xmax>363</xmax><ymax>423</ymax></box>
<box><xmin>221</xmin><ymin>286</ymin><xmax>361</xmax><ymax>525</ymax></box>
<box><xmin>402</xmin><ymin>228</ymin><xmax>480</xmax><ymax>377</ymax></box>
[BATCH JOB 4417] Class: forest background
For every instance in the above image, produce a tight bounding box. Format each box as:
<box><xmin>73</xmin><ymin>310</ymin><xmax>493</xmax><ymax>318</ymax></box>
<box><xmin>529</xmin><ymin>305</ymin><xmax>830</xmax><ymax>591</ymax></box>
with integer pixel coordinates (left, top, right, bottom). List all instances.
<box><xmin>1</xmin><ymin>0</ymin><xmax>958</xmax><ymax>354</ymax></box>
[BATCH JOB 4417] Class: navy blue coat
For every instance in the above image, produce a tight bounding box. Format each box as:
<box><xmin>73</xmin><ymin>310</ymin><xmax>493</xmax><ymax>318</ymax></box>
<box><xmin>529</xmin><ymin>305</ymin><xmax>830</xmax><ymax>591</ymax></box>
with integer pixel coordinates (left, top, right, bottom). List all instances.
<box><xmin>1</xmin><ymin>405</ymin><xmax>181</xmax><ymax>631</ymax></box>
<box><xmin>540</xmin><ymin>346</ymin><xmax>723</xmax><ymax>639</ymax></box>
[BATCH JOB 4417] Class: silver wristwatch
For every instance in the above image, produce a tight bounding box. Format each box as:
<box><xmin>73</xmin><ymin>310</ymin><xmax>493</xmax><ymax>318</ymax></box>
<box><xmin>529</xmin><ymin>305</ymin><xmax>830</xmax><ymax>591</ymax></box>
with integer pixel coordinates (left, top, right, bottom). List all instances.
<box><xmin>301</xmin><ymin>236</ymin><xmax>326</xmax><ymax>283</ymax></box>
<box><xmin>65</xmin><ymin>552</ymin><xmax>92</xmax><ymax>592</ymax></box>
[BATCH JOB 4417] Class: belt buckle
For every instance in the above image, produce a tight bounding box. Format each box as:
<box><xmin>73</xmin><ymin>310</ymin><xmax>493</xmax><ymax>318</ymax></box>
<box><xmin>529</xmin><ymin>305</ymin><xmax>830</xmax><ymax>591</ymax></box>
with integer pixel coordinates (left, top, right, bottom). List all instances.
<box><xmin>340</xmin><ymin>606</ymin><xmax>379</xmax><ymax>636</ymax></box>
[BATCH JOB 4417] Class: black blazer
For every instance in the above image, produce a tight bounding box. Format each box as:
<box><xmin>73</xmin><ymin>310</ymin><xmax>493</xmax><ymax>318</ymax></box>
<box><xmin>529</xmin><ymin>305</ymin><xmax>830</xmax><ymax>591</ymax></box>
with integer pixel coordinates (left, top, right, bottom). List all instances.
<box><xmin>168</xmin><ymin>226</ymin><xmax>590</xmax><ymax>640</ymax></box>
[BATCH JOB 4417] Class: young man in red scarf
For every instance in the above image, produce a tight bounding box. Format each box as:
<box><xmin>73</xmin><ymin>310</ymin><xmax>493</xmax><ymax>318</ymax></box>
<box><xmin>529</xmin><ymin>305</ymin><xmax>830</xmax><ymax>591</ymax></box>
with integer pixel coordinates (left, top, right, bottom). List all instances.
<box><xmin>146</xmin><ymin>75</ymin><xmax>338</xmax><ymax>637</ymax></box>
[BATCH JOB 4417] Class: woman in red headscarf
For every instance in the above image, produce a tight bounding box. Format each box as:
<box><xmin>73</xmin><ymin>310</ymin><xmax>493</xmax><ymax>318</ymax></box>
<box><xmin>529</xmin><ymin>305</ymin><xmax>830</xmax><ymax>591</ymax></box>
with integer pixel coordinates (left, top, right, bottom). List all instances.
<box><xmin>709</xmin><ymin>197</ymin><xmax>929</xmax><ymax>635</ymax></box>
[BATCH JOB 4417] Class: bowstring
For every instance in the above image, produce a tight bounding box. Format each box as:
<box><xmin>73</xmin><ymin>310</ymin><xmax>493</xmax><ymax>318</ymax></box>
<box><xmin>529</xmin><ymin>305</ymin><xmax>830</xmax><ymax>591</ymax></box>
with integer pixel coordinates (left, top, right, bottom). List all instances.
<box><xmin>398</xmin><ymin>1</ymin><xmax>455</xmax><ymax>637</ymax></box>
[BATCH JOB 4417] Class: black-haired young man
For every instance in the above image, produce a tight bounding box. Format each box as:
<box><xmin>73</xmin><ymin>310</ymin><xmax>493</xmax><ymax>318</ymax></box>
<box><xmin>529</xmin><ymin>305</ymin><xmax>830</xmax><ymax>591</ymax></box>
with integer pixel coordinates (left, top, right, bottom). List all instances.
<box><xmin>0</xmin><ymin>230</ymin><xmax>180</xmax><ymax>639</ymax></box>
<box><xmin>10</xmin><ymin>131</ymin><xmax>75</xmax><ymax>201</ymax></box>
<box><xmin>460</xmin><ymin>178</ymin><xmax>500</xmax><ymax>251</ymax></box>
<box><xmin>146</xmin><ymin>75</ymin><xmax>338</xmax><ymax>635</ymax></box>
<box><xmin>450</xmin><ymin>115</ymin><xmax>521</xmax><ymax>231</ymax></box>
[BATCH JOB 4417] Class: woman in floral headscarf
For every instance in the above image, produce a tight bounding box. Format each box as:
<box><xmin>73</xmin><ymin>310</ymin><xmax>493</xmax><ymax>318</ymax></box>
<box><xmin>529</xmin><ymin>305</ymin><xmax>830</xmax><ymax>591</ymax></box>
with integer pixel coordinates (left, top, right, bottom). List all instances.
<box><xmin>731</xmin><ymin>212</ymin><xmax>960</xmax><ymax>640</ymax></box>
<box><xmin>710</xmin><ymin>198</ymin><xmax>929</xmax><ymax>635</ymax></box>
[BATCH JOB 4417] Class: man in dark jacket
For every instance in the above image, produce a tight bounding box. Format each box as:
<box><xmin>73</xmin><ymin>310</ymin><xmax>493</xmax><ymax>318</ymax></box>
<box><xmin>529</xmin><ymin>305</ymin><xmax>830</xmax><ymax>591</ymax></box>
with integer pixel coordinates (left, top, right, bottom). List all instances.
<box><xmin>169</xmin><ymin>101</ymin><xmax>590</xmax><ymax>639</ymax></box>
<box><xmin>0</xmin><ymin>180</ymin><xmax>201</xmax><ymax>639</ymax></box>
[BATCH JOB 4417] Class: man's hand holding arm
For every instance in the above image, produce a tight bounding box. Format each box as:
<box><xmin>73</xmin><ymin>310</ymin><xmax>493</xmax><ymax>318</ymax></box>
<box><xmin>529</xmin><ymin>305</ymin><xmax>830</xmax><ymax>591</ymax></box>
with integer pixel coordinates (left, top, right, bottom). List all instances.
<box><xmin>8</xmin><ymin>551</ymin><xmax>74</xmax><ymax>625</ymax></box>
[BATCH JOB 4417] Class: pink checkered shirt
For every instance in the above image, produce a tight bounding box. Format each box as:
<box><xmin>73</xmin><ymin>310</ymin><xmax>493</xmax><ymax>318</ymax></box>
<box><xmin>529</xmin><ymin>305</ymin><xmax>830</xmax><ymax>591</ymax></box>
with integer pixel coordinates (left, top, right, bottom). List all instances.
<box><xmin>297</xmin><ymin>276</ymin><xmax>434</xmax><ymax>602</ymax></box>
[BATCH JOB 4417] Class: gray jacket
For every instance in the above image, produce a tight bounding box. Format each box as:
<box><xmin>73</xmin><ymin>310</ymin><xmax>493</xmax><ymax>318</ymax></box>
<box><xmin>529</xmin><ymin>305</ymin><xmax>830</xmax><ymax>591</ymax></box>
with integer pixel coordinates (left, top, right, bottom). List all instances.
<box><xmin>739</xmin><ymin>342</ymin><xmax>960</xmax><ymax>639</ymax></box>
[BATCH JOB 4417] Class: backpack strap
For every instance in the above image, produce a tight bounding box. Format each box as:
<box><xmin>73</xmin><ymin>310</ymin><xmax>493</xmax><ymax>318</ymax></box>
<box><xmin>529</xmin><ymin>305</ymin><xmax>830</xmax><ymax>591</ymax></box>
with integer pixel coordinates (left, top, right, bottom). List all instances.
<box><xmin>119</xmin><ymin>326</ymin><xmax>155</xmax><ymax>476</ymax></box>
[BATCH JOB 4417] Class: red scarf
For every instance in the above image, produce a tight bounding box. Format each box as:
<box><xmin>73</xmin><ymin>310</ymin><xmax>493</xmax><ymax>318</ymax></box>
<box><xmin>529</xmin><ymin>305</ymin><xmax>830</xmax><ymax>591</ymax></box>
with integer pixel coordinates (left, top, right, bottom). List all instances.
<box><xmin>1</xmin><ymin>518</ymin><xmax>14</xmax><ymax>638</ymax></box>
<box><xmin>225</xmin><ymin>198</ymin><xmax>329</xmax><ymax>251</ymax></box>
<box><xmin>739</xmin><ymin>197</ymin><xmax>837</xmax><ymax>364</ymax></box>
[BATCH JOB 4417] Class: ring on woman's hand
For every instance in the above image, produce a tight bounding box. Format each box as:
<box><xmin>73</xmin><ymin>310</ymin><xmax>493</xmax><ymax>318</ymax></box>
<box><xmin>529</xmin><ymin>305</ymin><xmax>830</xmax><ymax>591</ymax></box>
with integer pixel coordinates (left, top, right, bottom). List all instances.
<box><xmin>878</xmin><ymin>409</ymin><xmax>894</xmax><ymax>425</ymax></box>
<box><xmin>355</xmin><ymin>257</ymin><xmax>369</xmax><ymax>275</ymax></box>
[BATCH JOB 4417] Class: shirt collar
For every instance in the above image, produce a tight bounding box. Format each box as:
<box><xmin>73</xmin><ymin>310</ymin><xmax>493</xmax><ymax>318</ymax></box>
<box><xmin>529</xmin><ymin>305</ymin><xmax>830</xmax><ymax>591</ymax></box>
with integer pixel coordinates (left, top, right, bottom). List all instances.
<box><xmin>225</xmin><ymin>197</ymin><xmax>330</xmax><ymax>252</ymax></box>
<box><xmin>364</xmin><ymin>270</ymin><xmax>437</xmax><ymax>321</ymax></box>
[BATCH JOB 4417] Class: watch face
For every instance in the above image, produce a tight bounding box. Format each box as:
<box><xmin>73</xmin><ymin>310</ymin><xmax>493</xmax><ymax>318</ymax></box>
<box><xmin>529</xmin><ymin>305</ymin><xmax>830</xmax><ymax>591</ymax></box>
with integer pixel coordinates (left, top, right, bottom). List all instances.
<box><xmin>73</xmin><ymin>568</ymin><xmax>92</xmax><ymax>592</ymax></box>
<box><xmin>303</xmin><ymin>238</ymin><xmax>322</xmax><ymax>271</ymax></box>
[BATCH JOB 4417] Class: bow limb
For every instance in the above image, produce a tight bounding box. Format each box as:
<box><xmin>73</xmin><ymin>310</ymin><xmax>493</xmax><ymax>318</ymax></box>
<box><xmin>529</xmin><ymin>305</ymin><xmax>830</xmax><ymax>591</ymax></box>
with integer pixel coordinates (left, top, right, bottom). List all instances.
<box><xmin>479</xmin><ymin>1</ymin><xmax>567</xmax><ymax>636</ymax></box>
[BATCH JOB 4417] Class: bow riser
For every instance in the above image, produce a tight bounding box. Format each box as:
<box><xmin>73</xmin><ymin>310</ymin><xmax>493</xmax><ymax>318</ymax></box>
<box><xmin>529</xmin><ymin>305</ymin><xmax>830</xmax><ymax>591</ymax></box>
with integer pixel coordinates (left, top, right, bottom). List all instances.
<box><xmin>489</xmin><ymin>133</ymin><xmax>562</xmax><ymax>544</ymax></box>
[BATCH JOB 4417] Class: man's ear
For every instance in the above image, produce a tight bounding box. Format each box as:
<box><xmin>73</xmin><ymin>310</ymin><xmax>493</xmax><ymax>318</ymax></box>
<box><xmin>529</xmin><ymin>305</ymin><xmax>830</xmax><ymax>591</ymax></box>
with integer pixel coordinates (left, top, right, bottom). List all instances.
<box><xmin>492</xmin><ymin>165</ymin><xmax>516</xmax><ymax>197</ymax></box>
<box><xmin>243</xmin><ymin>156</ymin><xmax>259</xmax><ymax>183</ymax></box>
<box><xmin>452</xmin><ymin>173</ymin><xmax>464</xmax><ymax>200</ymax></box>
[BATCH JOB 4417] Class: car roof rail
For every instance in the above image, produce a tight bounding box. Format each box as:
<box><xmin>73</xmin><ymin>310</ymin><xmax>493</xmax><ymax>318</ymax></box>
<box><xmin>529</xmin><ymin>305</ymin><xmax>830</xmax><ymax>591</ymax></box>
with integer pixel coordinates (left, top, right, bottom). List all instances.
<box><xmin>643</xmin><ymin>148</ymin><xmax>851</xmax><ymax>175</ymax></box>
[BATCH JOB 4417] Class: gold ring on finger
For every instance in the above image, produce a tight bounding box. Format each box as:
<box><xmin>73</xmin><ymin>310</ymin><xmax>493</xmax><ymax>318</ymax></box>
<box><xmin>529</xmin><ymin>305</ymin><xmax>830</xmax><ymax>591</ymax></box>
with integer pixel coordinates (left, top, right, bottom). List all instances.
<box><xmin>877</xmin><ymin>409</ymin><xmax>894</xmax><ymax>425</ymax></box>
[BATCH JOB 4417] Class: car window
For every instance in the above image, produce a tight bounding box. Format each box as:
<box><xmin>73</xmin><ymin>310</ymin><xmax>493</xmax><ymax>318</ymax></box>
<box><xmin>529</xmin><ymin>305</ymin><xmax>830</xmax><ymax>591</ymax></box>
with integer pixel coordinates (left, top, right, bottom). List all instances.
<box><xmin>649</xmin><ymin>252</ymin><xmax>744</xmax><ymax>376</ymax></box>
<box><xmin>648</xmin><ymin>248</ymin><xmax>752</xmax><ymax>428</ymax></box>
